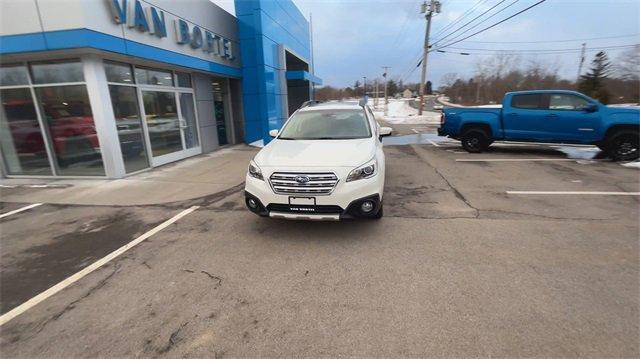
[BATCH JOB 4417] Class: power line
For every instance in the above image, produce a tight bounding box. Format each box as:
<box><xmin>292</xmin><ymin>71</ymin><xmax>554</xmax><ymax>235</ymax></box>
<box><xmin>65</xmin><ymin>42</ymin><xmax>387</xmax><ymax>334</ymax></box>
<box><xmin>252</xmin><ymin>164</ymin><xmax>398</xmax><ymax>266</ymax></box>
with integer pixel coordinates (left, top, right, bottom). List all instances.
<box><xmin>431</xmin><ymin>0</ymin><xmax>490</xmax><ymax>39</ymax></box>
<box><xmin>445</xmin><ymin>43</ymin><xmax>639</xmax><ymax>52</ymax></box>
<box><xmin>389</xmin><ymin>0</ymin><xmax>423</xmax><ymax>53</ymax></box>
<box><xmin>434</xmin><ymin>44</ymin><xmax>638</xmax><ymax>55</ymax></box>
<box><xmin>456</xmin><ymin>33</ymin><xmax>640</xmax><ymax>44</ymax></box>
<box><xmin>432</xmin><ymin>0</ymin><xmax>548</xmax><ymax>51</ymax></box>
<box><xmin>434</xmin><ymin>0</ymin><xmax>522</xmax><ymax>48</ymax></box>
<box><xmin>430</xmin><ymin>0</ymin><xmax>511</xmax><ymax>48</ymax></box>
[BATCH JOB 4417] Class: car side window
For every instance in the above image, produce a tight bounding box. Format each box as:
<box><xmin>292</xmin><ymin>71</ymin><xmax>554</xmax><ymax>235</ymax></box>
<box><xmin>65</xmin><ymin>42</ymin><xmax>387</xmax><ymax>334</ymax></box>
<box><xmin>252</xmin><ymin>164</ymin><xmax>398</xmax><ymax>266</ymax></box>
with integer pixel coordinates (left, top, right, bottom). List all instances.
<box><xmin>548</xmin><ymin>94</ymin><xmax>589</xmax><ymax>111</ymax></box>
<box><xmin>511</xmin><ymin>94</ymin><xmax>544</xmax><ymax>109</ymax></box>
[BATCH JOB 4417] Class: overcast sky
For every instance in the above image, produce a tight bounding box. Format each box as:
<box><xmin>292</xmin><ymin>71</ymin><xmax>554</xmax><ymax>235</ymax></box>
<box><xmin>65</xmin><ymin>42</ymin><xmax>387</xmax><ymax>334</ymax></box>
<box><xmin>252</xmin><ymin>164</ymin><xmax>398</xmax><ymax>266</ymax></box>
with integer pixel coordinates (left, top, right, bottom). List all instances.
<box><xmin>214</xmin><ymin>0</ymin><xmax>639</xmax><ymax>88</ymax></box>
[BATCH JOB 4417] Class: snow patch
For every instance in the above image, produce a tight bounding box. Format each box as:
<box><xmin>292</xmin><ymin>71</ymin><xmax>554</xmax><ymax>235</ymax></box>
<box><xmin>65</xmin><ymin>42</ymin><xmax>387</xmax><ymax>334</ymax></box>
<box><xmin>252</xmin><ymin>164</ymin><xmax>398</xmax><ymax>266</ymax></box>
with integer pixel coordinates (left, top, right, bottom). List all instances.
<box><xmin>372</xmin><ymin>99</ymin><xmax>441</xmax><ymax>125</ymax></box>
<box><xmin>622</xmin><ymin>161</ymin><xmax>640</xmax><ymax>169</ymax></box>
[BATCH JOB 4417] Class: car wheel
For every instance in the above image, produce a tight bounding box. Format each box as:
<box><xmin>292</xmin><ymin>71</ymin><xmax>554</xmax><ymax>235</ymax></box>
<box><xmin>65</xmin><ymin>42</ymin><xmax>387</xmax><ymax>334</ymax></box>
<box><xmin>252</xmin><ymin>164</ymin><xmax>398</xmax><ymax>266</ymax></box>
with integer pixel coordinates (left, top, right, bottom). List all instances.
<box><xmin>372</xmin><ymin>202</ymin><xmax>383</xmax><ymax>219</ymax></box>
<box><xmin>461</xmin><ymin>128</ymin><xmax>491</xmax><ymax>153</ymax></box>
<box><xmin>607</xmin><ymin>130</ymin><xmax>639</xmax><ymax>161</ymax></box>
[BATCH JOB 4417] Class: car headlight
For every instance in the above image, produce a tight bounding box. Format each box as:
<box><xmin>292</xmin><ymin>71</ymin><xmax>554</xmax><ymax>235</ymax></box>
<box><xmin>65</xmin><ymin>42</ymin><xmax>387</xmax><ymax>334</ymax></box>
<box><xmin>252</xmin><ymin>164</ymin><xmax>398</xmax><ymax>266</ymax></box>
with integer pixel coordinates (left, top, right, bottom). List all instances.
<box><xmin>248</xmin><ymin>160</ymin><xmax>264</xmax><ymax>181</ymax></box>
<box><xmin>346</xmin><ymin>159</ymin><xmax>377</xmax><ymax>182</ymax></box>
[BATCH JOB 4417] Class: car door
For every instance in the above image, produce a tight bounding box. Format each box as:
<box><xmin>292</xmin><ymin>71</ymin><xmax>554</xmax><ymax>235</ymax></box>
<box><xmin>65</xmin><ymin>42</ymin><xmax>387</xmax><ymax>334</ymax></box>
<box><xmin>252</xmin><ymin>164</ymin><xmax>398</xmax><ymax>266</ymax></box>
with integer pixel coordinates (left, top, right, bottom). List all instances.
<box><xmin>545</xmin><ymin>93</ymin><xmax>601</xmax><ymax>142</ymax></box>
<box><xmin>503</xmin><ymin>93</ymin><xmax>552</xmax><ymax>140</ymax></box>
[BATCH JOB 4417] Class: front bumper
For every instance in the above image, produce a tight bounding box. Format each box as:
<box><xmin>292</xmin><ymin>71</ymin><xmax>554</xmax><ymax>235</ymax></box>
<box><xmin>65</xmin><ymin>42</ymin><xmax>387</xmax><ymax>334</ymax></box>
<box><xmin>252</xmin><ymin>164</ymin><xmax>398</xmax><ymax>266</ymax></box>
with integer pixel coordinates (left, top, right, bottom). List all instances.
<box><xmin>244</xmin><ymin>172</ymin><xmax>383</xmax><ymax>220</ymax></box>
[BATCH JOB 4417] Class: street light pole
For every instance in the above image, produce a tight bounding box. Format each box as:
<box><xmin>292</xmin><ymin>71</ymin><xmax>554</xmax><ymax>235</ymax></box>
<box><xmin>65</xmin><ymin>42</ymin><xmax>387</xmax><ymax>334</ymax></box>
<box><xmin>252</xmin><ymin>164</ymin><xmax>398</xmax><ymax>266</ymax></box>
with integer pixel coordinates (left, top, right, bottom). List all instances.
<box><xmin>418</xmin><ymin>0</ymin><xmax>441</xmax><ymax>115</ymax></box>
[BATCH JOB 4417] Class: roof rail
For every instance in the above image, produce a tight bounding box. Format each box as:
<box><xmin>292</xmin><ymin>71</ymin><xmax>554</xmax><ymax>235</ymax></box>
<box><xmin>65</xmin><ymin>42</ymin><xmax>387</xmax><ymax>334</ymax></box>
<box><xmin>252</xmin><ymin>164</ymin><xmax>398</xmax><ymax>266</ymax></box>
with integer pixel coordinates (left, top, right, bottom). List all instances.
<box><xmin>300</xmin><ymin>100</ymin><xmax>323</xmax><ymax>108</ymax></box>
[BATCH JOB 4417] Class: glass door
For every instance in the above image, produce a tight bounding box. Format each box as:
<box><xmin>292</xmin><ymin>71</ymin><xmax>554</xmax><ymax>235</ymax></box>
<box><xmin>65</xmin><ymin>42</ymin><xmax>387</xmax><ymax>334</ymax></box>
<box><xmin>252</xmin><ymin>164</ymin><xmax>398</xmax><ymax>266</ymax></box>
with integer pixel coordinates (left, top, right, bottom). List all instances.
<box><xmin>140</xmin><ymin>89</ymin><xmax>200</xmax><ymax>167</ymax></box>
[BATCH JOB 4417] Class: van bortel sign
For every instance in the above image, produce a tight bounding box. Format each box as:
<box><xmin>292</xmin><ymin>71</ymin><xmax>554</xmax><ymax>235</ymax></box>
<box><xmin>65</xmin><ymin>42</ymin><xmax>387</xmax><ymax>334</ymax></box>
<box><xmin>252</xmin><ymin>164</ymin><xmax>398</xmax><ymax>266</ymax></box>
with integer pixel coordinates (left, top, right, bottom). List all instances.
<box><xmin>107</xmin><ymin>0</ymin><xmax>234</xmax><ymax>60</ymax></box>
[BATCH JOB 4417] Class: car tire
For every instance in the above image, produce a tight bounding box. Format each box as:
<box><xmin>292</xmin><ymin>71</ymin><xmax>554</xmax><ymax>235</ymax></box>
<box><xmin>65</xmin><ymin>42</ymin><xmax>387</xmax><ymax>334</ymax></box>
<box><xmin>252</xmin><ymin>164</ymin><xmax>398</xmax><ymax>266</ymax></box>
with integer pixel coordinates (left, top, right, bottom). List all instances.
<box><xmin>461</xmin><ymin>128</ymin><xmax>491</xmax><ymax>153</ymax></box>
<box><xmin>372</xmin><ymin>202</ymin><xmax>383</xmax><ymax>219</ymax></box>
<box><xmin>606</xmin><ymin>130</ymin><xmax>639</xmax><ymax>161</ymax></box>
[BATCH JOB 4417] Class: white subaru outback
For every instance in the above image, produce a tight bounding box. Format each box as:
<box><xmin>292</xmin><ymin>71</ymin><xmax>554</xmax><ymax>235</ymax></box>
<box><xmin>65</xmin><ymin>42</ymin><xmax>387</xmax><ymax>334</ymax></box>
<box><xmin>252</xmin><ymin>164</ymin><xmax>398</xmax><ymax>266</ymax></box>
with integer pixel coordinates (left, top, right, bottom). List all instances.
<box><xmin>244</xmin><ymin>101</ymin><xmax>393</xmax><ymax>220</ymax></box>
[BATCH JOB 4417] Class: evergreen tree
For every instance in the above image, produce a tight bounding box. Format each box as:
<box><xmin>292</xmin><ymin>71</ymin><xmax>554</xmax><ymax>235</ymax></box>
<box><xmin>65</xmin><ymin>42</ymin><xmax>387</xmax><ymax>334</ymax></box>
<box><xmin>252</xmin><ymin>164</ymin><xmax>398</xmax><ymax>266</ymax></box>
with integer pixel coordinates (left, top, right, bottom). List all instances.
<box><xmin>426</xmin><ymin>81</ymin><xmax>433</xmax><ymax>95</ymax></box>
<box><xmin>387</xmin><ymin>79</ymin><xmax>398</xmax><ymax>96</ymax></box>
<box><xmin>578</xmin><ymin>51</ymin><xmax>612</xmax><ymax>103</ymax></box>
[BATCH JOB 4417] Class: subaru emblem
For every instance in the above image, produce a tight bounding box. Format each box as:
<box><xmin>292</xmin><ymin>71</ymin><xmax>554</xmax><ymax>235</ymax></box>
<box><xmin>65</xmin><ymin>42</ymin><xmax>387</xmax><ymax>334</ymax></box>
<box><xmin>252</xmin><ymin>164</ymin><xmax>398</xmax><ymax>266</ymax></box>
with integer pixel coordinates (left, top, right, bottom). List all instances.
<box><xmin>295</xmin><ymin>175</ymin><xmax>310</xmax><ymax>184</ymax></box>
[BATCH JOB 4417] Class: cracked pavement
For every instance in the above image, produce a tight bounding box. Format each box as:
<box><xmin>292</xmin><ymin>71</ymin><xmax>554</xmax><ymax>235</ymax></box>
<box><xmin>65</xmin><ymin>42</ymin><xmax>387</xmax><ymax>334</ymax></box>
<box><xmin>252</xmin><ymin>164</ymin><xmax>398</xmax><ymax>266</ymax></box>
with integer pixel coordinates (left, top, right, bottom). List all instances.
<box><xmin>0</xmin><ymin>136</ymin><xmax>638</xmax><ymax>357</ymax></box>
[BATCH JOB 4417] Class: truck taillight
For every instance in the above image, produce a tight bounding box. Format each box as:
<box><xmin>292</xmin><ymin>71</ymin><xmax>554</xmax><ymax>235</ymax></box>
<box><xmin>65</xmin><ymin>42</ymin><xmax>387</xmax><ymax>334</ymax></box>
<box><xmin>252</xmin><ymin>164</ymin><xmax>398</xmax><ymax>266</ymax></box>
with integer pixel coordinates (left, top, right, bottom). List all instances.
<box><xmin>440</xmin><ymin>113</ymin><xmax>445</xmax><ymax>125</ymax></box>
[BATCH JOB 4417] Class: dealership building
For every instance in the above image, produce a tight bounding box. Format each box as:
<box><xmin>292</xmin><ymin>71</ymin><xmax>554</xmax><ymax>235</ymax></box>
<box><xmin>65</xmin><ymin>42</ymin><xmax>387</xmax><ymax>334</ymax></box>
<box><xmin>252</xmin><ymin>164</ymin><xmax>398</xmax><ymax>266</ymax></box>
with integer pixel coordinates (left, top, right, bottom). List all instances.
<box><xmin>0</xmin><ymin>0</ymin><xmax>321</xmax><ymax>178</ymax></box>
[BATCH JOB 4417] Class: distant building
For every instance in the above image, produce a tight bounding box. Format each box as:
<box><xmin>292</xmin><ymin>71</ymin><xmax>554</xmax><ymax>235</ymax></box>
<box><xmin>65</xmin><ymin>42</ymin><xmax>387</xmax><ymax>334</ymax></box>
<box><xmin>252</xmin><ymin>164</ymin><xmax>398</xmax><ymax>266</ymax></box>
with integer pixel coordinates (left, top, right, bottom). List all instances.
<box><xmin>402</xmin><ymin>89</ymin><xmax>414</xmax><ymax>98</ymax></box>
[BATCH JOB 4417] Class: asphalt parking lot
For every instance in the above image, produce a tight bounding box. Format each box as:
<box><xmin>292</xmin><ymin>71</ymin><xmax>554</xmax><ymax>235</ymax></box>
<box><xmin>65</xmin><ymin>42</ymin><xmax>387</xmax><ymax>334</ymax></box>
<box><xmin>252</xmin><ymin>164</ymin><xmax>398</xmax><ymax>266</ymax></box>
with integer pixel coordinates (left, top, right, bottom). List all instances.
<box><xmin>0</xmin><ymin>126</ymin><xmax>638</xmax><ymax>357</ymax></box>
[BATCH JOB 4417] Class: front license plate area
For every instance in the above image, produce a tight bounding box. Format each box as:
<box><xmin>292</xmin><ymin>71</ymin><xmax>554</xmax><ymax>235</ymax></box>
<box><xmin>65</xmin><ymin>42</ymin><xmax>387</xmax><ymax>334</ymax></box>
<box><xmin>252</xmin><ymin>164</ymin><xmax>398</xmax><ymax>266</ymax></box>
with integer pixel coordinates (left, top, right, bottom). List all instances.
<box><xmin>289</xmin><ymin>196</ymin><xmax>316</xmax><ymax>206</ymax></box>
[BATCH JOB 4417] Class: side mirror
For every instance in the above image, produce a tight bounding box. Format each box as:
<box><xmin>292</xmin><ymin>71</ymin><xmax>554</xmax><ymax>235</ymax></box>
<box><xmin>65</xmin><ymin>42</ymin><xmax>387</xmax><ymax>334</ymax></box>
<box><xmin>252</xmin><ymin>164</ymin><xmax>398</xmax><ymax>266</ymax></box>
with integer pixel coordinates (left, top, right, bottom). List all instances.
<box><xmin>269</xmin><ymin>129</ymin><xmax>279</xmax><ymax>138</ymax></box>
<box><xmin>379</xmin><ymin>127</ymin><xmax>392</xmax><ymax>140</ymax></box>
<box><xmin>584</xmin><ymin>103</ymin><xmax>598</xmax><ymax>112</ymax></box>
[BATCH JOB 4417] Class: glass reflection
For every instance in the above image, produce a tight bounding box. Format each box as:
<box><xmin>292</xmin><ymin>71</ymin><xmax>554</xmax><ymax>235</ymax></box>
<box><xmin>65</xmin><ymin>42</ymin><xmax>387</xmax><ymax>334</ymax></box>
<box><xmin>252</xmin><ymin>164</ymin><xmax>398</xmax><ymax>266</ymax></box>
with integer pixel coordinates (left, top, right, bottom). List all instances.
<box><xmin>135</xmin><ymin>67</ymin><xmax>173</xmax><ymax>87</ymax></box>
<box><xmin>109</xmin><ymin>85</ymin><xmax>149</xmax><ymax>173</ymax></box>
<box><xmin>0</xmin><ymin>88</ymin><xmax>52</xmax><ymax>175</ymax></box>
<box><xmin>35</xmin><ymin>85</ymin><xmax>105</xmax><ymax>176</ymax></box>
<box><xmin>30</xmin><ymin>61</ymin><xmax>84</xmax><ymax>84</ymax></box>
<box><xmin>142</xmin><ymin>91</ymin><xmax>182</xmax><ymax>156</ymax></box>
<box><xmin>0</xmin><ymin>65</ymin><xmax>30</xmax><ymax>86</ymax></box>
<box><xmin>179</xmin><ymin>93</ymin><xmax>199</xmax><ymax>149</ymax></box>
<box><xmin>105</xmin><ymin>62</ymin><xmax>134</xmax><ymax>84</ymax></box>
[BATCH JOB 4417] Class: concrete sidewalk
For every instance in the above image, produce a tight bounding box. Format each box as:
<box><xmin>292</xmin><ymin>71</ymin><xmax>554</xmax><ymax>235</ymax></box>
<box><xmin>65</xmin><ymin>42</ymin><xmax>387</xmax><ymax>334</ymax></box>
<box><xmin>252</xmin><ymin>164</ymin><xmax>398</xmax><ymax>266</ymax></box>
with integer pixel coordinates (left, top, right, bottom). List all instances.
<box><xmin>0</xmin><ymin>145</ymin><xmax>258</xmax><ymax>206</ymax></box>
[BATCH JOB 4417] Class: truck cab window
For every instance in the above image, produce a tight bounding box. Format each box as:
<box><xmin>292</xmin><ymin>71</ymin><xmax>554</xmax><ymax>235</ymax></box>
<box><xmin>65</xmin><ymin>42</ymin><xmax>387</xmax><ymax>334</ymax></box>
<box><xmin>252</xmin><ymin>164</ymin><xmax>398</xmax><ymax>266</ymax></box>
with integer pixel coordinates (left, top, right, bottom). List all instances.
<box><xmin>549</xmin><ymin>94</ymin><xmax>589</xmax><ymax>111</ymax></box>
<box><xmin>511</xmin><ymin>94</ymin><xmax>543</xmax><ymax>109</ymax></box>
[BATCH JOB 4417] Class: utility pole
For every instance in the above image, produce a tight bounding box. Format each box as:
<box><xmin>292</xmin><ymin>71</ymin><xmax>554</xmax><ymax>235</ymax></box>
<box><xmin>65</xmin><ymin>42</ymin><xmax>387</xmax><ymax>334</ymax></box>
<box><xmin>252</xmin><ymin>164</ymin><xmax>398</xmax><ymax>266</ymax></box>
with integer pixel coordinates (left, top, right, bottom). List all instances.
<box><xmin>418</xmin><ymin>0</ymin><xmax>441</xmax><ymax>115</ymax></box>
<box><xmin>363</xmin><ymin>76</ymin><xmax>367</xmax><ymax>101</ymax></box>
<box><xmin>576</xmin><ymin>42</ymin><xmax>586</xmax><ymax>83</ymax></box>
<box><xmin>382</xmin><ymin>66</ymin><xmax>390</xmax><ymax>116</ymax></box>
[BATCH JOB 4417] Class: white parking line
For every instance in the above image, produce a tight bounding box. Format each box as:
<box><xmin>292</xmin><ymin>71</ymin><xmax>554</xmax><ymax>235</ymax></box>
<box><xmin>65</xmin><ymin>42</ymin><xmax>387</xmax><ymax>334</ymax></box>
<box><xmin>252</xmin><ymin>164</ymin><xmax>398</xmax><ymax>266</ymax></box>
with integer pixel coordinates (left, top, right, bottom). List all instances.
<box><xmin>427</xmin><ymin>139</ymin><xmax>440</xmax><ymax>147</ymax></box>
<box><xmin>411</xmin><ymin>128</ymin><xmax>419</xmax><ymax>134</ymax></box>
<box><xmin>0</xmin><ymin>205</ymin><xmax>200</xmax><ymax>326</ymax></box>
<box><xmin>456</xmin><ymin>158</ymin><xmax>574</xmax><ymax>162</ymax></box>
<box><xmin>506</xmin><ymin>191</ymin><xmax>640</xmax><ymax>196</ymax></box>
<box><xmin>0</xmin><ymin>203</ymin><xmax>43</xmax><ymax>219</ymax></box>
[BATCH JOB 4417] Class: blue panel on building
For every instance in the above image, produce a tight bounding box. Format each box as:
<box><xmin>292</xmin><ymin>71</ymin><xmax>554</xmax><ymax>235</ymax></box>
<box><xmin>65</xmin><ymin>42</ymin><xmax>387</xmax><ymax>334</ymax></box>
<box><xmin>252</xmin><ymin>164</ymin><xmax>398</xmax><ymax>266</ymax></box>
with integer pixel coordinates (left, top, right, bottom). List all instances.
<box><xmin>235</xmin><ymin>0</ymin><xmax>321</xmax><ymax>144</ymax></box>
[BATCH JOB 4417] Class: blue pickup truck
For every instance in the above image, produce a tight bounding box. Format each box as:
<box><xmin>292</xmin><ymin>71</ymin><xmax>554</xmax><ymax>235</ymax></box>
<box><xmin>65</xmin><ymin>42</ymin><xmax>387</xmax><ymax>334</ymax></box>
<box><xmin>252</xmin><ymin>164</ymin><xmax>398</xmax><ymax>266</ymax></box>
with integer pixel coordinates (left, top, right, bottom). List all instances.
<box><xmin>438</xmin><ymin>90</ymin><xmax>639</xmax><ymax>160</ymax></box>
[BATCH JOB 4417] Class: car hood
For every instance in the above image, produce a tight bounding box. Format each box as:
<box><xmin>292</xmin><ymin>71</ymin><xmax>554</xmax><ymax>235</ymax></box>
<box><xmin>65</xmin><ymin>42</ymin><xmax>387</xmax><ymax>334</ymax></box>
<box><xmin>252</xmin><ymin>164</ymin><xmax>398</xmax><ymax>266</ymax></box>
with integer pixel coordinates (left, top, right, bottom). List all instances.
<box><xmin>255</xmin><ymin>138</ymin><xmax>376</xmax><ymax>168</ymax></box>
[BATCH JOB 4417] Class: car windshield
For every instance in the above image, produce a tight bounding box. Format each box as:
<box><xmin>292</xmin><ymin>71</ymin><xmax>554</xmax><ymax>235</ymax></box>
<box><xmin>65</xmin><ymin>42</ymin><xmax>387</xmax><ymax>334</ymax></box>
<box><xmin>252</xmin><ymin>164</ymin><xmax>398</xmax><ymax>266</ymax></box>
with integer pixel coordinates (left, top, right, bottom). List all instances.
<box><xmin>278</xmin><ymin>109</ymin><xmax>371</xmax><ymax>140</ymax></box>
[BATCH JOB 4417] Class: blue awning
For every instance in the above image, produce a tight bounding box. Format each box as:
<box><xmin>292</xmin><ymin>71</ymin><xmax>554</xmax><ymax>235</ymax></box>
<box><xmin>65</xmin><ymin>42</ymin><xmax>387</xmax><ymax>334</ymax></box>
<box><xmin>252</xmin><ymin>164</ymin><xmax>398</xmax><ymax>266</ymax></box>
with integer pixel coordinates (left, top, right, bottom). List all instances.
<box><xmin>285</xmin><ymin>70</ymin><xmax>322</xmax><ymax>85</ymax></box>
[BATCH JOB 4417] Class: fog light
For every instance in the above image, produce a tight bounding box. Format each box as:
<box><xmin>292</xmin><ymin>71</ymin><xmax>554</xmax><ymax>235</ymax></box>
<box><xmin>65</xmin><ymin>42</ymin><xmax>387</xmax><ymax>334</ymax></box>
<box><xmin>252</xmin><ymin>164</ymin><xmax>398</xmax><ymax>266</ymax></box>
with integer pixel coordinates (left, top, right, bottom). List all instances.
<box><xmin>361</xmin><ymin>201</ymin><xmax>374</xmax><ymax>213</ymax></box>
<box><xmin>248</xmin><ymin>198</ymin><xmax>258</xmax><ymax>209</ymax></box>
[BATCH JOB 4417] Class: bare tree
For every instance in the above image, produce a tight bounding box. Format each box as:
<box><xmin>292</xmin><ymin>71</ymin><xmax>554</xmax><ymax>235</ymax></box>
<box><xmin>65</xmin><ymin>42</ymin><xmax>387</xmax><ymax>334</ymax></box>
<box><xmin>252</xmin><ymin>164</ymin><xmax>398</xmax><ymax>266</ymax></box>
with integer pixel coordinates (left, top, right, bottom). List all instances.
<box><xmin>615</xmin><ymin>45</ymin><xmax>640</xmax><ymax>80</ymax></box>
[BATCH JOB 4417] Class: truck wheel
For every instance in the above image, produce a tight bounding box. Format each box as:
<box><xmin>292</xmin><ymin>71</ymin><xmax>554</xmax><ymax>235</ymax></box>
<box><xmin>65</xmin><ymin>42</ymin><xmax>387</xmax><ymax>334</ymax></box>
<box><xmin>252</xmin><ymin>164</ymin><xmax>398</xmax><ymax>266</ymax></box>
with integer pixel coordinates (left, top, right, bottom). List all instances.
<box><xmin>606</xmin><ymin>130</ymin><xmax>639</xmax><ymax>161</ymax></box>
<box><xmin>461</xmin><ymin>128</ymin><xmax>491</xmax><ymax>153</ymax></box>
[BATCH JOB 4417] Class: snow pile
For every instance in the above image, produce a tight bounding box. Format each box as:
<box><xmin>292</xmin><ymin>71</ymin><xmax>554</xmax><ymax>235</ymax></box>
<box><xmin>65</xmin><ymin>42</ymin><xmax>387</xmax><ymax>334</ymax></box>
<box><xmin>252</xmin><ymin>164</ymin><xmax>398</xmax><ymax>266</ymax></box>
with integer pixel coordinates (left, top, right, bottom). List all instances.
<box><xmin>371</xmin><ymin>99</ymin><xmax>441</xmax><ymax>125</ymax></box>
<box><xmin>622</xmin><ymin>161</ymin><xmax>640</xmax><ymax>169</ymax></box>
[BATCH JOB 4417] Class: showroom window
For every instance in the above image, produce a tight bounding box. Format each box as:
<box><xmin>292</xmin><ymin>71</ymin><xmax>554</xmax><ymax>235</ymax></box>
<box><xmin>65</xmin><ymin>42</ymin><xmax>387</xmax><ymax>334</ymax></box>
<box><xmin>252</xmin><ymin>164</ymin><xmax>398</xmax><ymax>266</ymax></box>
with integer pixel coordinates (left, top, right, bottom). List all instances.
<box><xmin>135</xmin><ymin>67</ymin><xmax>174</xmax><ymax>87</ymax></box>
<box><xmin>104</xmin><ymin>61</ymin><xmax>200</xmax><ymax>168</ymax></box>
<box><xmin>105</xmin><ymin>61</ymin><xmax>150</xmax><ymax>173</ymax></box>
<box><xmin>0</xmin><ymin>60</ymin><xmax>105</xmax><ymax>176</ymax></box>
